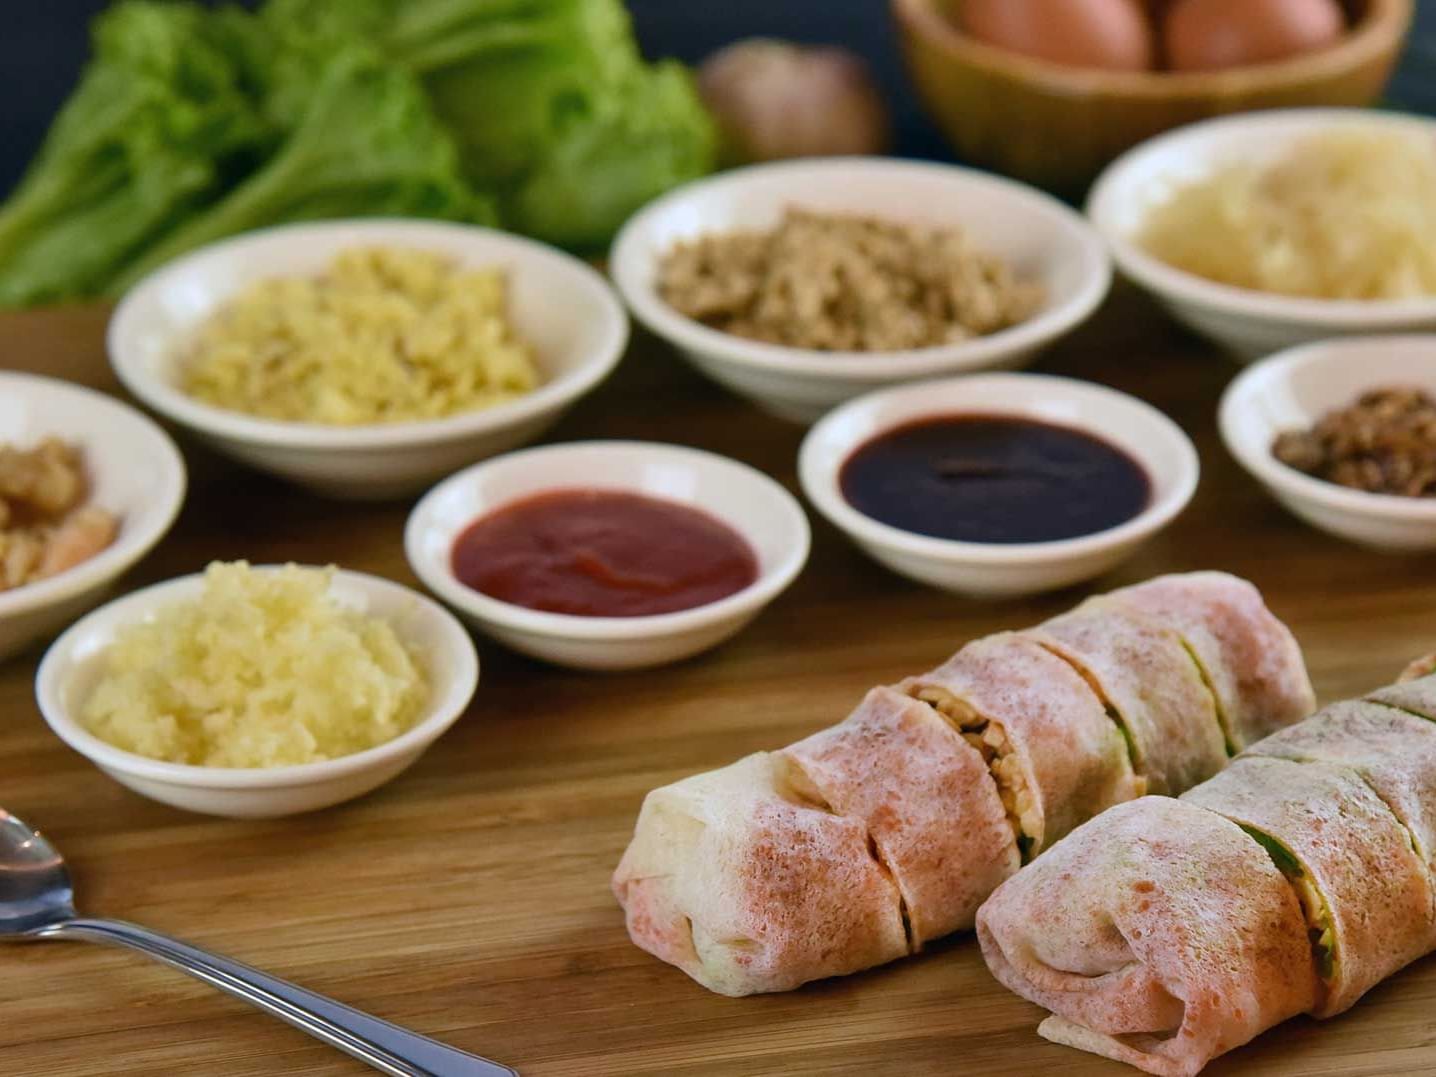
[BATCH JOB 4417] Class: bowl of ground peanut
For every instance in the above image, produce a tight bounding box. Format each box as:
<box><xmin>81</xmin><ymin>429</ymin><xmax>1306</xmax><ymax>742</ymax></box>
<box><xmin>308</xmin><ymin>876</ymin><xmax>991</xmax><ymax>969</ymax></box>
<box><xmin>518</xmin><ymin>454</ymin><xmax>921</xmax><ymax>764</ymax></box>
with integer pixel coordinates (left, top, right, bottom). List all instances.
<box><xmin>611</xmin><ymin>157</ymin><xmax>1111</xmax><ymax>423</ymax></box>
<box><xmin>1221</xmin><ymin>334</ymin><xmax>1436</xmax><ymax>550</ymax></box>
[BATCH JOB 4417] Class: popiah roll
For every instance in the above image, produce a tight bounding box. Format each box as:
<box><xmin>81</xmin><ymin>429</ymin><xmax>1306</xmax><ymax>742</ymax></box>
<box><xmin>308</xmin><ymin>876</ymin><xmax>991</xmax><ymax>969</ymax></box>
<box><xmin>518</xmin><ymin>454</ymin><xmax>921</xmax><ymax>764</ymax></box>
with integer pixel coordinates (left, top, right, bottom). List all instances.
<box><xmin>977</xmin><ymin>797</ymin><xmax>1317</xmax><ymax>1077</ymax></box>
<box><xmin>1106</xmin><ymin>571</ymin><xmax>1315</xmax><ymax>751</ymax></box>
<box><xmin>1024</xmin><ymin>602</ymin><xmax>1228</xmax><ymax>795</ymax></box>
<box><xmin>612</xmin><ymin>752</ymin><xmax>908</xmax><ymax>996</ymax></box>
<box><xmin>900</xmin><ymin>632</ymin><xmax>1143</xmax><ymax>857</ymax></box>
<box><xmin>1182</xmin><ymin>755</ymin><xmax>1436</xmax><ymax>1016</ymax></box>
<box><xmin>1245</xmin><ymin>700</ymin><xmax>1436</xmax><ymax>877</ymax></box>
<box><xmin>781</xmin><ymin>687</ymin><xmax>1019</xmax><ymax>946</ymax></box>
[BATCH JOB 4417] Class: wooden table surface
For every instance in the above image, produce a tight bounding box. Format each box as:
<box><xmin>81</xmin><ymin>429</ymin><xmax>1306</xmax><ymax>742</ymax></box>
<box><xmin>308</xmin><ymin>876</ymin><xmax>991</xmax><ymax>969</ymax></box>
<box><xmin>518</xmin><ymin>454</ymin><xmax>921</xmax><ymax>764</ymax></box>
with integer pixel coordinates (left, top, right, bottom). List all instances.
<box><xmin>4</xmin><ymin>292</ymin><xmax>1436</xmax><ymax>1077</ymax></box>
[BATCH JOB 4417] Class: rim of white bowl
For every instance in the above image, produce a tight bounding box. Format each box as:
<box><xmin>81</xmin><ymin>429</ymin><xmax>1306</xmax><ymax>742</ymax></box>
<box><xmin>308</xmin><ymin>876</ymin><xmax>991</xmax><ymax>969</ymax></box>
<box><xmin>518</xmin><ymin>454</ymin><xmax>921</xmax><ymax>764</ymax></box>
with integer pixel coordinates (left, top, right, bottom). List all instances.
<box><xmin>1089</xmin><ymin>109</ymin><xmax>1436</xmax><ymax>329</ymax></box>
<box><xmin>611</xmin><ymin>157</ymin><xmax>1112</xmax><ymax>378</ymax></box>
<box><xmin>1219</xmin><ymin>334</ymin><xmax>1436</xmax><ymax>520</ymax></box>
<box><xmin>35</xmin><ymin>566</ymin><xmax>480</xmax><ymax>789</ymax></box>
<box><xmin>0</xmin><ymin>372</ymin><xmax>187</xmax><ymax>621</ymax></box>
<box><xmin>404</xmin><ymin>439</ymin><xmax>811</xmax><ymax>641</ymax></box>
<box><xmin>108</xmin><ymin>218</ymin><xmax>630</xmax><ymax>450</ymax></box>
<box><xmin>799</xmin><ymin>372</ymin><xmax>1200</xmax><ymax>564</ymax></box>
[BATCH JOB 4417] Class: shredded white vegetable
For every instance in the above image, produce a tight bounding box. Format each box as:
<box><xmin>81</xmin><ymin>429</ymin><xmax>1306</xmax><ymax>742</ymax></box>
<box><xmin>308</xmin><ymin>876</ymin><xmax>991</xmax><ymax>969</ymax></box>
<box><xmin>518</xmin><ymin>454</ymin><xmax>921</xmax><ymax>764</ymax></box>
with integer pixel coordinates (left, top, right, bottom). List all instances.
<box><xmin>1139</xmin><ymin>129</ymin><xmax>1436</xmax><ymax>301</ymax></box>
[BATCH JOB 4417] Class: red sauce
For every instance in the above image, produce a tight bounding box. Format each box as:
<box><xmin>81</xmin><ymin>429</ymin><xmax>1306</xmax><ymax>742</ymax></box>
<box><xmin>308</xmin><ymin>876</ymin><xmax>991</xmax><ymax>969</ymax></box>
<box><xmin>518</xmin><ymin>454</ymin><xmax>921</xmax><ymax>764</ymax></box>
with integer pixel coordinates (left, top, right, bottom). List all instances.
<box><xmin>451</xmin><ymin>489</ymin><xmax>760</xmax><ymax>617</ymax></box>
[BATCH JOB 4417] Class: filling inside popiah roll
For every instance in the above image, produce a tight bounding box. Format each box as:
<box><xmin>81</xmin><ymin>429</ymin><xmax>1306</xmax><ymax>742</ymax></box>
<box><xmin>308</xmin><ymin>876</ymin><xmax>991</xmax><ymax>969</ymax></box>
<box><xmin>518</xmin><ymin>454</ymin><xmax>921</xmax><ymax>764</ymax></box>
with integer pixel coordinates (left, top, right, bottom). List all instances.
<box><xmin>900</xmin><ymin>633</ymin><xmax>1143</xmax><ymax>860</ymax></box>
<box><xmin>1236</xmin><ymin>827</ymin><xmax>1337</xmax><ymax>982</ymax></box>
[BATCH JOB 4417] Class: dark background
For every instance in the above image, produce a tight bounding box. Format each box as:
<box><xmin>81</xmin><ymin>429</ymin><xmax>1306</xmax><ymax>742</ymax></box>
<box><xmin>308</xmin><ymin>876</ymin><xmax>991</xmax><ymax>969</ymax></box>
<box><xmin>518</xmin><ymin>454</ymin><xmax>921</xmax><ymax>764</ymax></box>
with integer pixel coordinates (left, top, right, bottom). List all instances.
<box><xmin>4</xmin><ymin>1</ymin><xmax>1435</xmax><ymax>195</ymax></box>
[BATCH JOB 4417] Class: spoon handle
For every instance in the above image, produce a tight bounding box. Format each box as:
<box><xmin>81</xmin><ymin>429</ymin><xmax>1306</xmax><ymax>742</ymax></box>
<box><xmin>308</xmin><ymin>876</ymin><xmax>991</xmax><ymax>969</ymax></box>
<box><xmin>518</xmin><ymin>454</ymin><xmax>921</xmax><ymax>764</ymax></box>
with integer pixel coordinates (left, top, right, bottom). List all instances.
<box><xmin>39</xmin><ymin>918</ymin><xmax>517</xmax><ymax>1077</ymax></box>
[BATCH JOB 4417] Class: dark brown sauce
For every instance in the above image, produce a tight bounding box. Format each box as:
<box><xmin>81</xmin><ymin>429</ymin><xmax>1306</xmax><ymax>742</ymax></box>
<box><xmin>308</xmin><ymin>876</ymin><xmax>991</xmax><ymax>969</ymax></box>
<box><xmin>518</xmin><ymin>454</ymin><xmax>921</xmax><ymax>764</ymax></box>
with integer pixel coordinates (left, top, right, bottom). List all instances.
<box><xmin>840</xmin><ymin>413</ymin><xmax>1151</xmax><ymax>544</ymax></box>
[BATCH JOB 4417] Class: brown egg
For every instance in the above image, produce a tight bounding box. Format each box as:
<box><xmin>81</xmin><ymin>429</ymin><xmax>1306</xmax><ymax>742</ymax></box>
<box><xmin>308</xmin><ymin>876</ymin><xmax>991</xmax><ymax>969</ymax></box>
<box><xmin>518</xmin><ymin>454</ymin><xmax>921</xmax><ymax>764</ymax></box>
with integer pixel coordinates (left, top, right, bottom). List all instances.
<box><xmin>1164</xmin><ymin>0</ymin><xmax>1346</xmax><ymax>71</ymax></box>
<box><xmin>958</xmin><ymin>0</ymin><xmax>1157</xmax><ymax>72</ymax></box>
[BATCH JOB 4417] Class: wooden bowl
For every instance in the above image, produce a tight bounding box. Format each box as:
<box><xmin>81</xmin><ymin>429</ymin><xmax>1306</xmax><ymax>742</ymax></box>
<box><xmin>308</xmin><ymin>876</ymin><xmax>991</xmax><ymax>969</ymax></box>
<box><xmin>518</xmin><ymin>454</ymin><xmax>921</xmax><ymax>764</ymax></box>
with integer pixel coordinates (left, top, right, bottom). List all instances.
<box><xmin>892</xmin><ymin>0</ymin><xmax>1413</xmax><ymax>195</ymax></box>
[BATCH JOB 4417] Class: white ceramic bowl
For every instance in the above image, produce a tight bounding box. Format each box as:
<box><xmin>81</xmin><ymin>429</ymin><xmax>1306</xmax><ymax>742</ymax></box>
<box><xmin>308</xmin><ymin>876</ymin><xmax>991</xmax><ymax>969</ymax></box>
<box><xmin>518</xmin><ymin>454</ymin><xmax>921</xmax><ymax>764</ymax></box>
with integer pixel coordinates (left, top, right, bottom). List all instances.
<box><xmin>109</xmin><ymin>219</ymin><xmax>629</xmax><ymax>499</ymax></box>
<box><xmin>1220</xmin><ymin>335</ymin><xmax>1436</xmax><ymax>550</ymax></box>
<box><xmin>36</xmin><ymin>567</ymin><xmax>479</xmax><ymax>818</ymax></box>
<box><xmin>799</xmin><ymin>373</ymin><xmax>1199</xmax><ymax>597</ymax></box>
<box><xmin>405</xmin><ymin>441</ymin><xmax>810</xmax><ymax>670</ymax></box>
<box><xmin>1089</xmin><ymin>109</ymin><xmax>1436</xmax><ymax>362</ymax></box>
<box><xmin>612</xmin><ymin>157</ymin><xmax>1111</xmax><ymax>423</ymax></box>
<box><xmin>0</xmin><ymin>373</ymin><xmax>186</xmax><ymax>660</ymax></box>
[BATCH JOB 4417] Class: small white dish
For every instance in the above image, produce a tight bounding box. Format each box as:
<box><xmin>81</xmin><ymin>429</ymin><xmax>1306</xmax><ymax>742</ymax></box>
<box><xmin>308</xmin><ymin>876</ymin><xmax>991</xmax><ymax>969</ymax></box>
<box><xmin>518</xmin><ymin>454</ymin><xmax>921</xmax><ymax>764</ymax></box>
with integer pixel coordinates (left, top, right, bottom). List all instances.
<box><xmin>109</xmin><ymin>219</ymin><xmax>629</xmax><ymax>500</ymax></box>
<box><xmin>405</xmin><ymin>441</ymin><xmax>810</xmax><ymax>671</ymax></box>
<box><xmin>611</xmin><ymin>157</ymin><xmax>1111</xmax><ymax>423</ymax></box>
<box><xmin>1089</xmin><ymin>109</ymin><xmax>1436</xmax><ymax>361</ymax></box>
<box><xmin>36</xmin><ymin>567</ymin><xmax>479</xmax><ymax>818</ymax></box>
<box><xmin>0</xmin><ymin>372</ymin><xmax>186</xmax><ymax>660</ymax></box>
<box><xmin>799</xmin><ymin>373</ymin><xmax>1198</xmax><ymax>597</ymax></box>
<box><xmin>1220</xmin><ymin>334</ymin><xmax>1436</xmax><ymax>550</ymax></box>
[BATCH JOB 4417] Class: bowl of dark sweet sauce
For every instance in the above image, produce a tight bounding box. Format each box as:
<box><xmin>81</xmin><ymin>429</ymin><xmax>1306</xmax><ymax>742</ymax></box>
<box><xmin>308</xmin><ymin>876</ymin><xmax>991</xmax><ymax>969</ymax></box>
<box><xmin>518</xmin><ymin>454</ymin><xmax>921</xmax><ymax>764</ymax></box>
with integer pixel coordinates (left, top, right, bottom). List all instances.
<box><xmin>405</xmin><ymin>441</ymin><xmax>810</xmax><ymax>670</ymax></box>
<box><xmin>799</xmin><ymin>373</ymin><xmax>1199</xmax><ymax>597</ymax></box>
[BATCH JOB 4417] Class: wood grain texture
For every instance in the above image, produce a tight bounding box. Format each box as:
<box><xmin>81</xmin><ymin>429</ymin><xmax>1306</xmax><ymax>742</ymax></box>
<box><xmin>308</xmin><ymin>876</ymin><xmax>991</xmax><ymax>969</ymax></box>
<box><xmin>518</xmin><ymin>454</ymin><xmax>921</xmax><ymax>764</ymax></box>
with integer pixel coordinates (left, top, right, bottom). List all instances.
<box><xmin>3</xmin><ymin>289</ymin><xmax>1436</xmax><ymax>1076</ymax></box>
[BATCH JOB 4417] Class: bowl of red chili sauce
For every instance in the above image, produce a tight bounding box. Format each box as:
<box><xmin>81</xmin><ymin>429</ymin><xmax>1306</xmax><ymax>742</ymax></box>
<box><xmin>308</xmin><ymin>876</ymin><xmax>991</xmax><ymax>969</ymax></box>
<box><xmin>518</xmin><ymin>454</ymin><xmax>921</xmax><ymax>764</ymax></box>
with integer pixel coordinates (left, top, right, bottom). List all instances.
<box><xmin>405</xmin><ymin>441</ymin><xmax>811</xmax><ymax>670</ymax></box>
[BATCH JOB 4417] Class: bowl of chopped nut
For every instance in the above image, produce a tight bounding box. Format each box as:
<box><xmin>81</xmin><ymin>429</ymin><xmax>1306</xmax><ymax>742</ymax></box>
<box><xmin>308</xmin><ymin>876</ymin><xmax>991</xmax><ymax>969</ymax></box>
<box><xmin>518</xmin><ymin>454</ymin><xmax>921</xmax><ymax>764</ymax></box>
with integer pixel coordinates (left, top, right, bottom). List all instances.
<box><xmin>0</xmin><ymin>372</ymin><xmax>186</xmax><ymax>660</ymax></box>
<box><xmin>611</xmin><ymin>157</ymin><xmax>1111</xmax><ymax>423</ymax></box>
<box><xmin>1220</xmin><ymin>334</ymin><xmax>1436</xmax><ymax>550</ymax></box>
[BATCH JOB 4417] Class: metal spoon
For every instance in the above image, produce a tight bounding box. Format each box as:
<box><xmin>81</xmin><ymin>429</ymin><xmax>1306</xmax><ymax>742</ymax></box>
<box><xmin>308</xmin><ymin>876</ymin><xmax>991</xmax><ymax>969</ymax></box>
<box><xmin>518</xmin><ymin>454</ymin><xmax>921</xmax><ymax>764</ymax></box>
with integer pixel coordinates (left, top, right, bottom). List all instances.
<box><xmin>0</xmin><ymin>808</ymin><xmax>516</xmax><ymax>1076</ymax></box>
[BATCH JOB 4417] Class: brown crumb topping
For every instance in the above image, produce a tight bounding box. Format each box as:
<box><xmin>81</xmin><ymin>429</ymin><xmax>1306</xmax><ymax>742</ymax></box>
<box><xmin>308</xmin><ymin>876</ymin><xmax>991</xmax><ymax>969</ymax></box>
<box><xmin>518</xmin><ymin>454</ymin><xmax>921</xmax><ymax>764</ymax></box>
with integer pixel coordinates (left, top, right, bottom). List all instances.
<box><xmin>1272</xmin><ymin>387</ymin><xmax>1436</xmax><ymax>497</ymax></box>
<box><xmin>657</xmin><ymin>208</ymin><xmax>1044</xmax><ymax>352</ymax></box>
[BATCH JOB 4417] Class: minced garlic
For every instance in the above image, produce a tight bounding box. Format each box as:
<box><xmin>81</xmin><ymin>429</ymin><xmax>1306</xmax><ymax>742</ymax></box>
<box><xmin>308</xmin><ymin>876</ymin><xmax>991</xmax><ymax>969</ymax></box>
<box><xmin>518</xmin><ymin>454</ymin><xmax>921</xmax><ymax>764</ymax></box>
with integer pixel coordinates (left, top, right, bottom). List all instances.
<box><xmin>82</xmin><ymin>561</ymin><xmax>427</xmax><ymax>768</ymax></box>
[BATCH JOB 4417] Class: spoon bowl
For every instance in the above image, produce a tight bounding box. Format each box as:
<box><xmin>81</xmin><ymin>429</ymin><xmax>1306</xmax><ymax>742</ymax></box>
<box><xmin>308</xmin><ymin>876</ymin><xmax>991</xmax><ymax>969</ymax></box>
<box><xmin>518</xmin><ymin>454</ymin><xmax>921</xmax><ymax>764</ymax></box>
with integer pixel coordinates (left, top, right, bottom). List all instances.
<box><xmin>0</xmin><ymin>810</ymin><xmax>74</xmax><ymax>935</ymax></box>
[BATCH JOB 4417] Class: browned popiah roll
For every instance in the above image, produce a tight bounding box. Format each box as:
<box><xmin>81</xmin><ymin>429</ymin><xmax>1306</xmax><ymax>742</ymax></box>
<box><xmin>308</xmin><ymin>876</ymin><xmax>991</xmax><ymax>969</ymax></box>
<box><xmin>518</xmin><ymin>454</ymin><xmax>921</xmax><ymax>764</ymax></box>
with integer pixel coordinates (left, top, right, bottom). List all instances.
<box><xmin>979</xmin><ymin>678</ymin><xmax>1436</xmax><ymax>1076</ymax></box>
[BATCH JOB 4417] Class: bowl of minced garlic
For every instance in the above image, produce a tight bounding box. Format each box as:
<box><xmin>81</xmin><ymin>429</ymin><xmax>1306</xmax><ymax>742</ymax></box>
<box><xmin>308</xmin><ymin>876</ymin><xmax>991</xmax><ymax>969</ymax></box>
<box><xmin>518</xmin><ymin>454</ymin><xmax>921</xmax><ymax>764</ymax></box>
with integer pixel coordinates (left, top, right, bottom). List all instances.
<box><xmin>109</xmin><ymin>220</ymin><xmax>629</xmax><ymax>498</ymax></box>
<box><xmin>36</xmin><ymin>561</ymin><xmax>480</xmax><ymax>817</ymax></box>
<box><xmin>182</xmin><ymin>246</ymin><xmax>543</xmax><ymax>426</ymax></box>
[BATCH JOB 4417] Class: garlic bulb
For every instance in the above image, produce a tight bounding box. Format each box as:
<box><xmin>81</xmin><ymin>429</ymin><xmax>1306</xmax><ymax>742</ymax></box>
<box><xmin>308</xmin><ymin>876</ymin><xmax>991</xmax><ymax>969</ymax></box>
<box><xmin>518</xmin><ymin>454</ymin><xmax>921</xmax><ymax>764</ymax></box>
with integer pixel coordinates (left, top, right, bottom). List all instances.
<box><xmin>698</xmin><ymin>39</ymin><xmax>890</xmax><ymax>164</ymax></box>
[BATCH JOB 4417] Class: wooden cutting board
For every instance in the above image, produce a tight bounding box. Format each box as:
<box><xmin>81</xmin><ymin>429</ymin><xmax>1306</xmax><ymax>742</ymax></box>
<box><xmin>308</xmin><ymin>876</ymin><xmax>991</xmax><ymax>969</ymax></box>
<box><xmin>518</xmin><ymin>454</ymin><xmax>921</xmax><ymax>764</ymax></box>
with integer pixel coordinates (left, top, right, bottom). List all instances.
<box><xmin>3</xmin><ymin>292</ymin><xmax>1436</xmax><ymax>1077</ymax></box>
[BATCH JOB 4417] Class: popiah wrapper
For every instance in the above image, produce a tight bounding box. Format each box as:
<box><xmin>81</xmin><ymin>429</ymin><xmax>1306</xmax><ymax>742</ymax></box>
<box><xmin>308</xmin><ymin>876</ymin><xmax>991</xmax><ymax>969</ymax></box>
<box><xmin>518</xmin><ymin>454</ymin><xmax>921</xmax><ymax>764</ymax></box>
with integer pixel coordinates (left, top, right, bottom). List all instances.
<box><xmin>1182</xmin><ymin>756</ymin><xmax>1436</xmax><ymax>1017</ymax></box>
<box><xmin>900</xmin><ymin>632</ymin><xmax>1142</xmax><ymax>856</ymax></box>
<box><xmin>1369</xmin><ymin>671</ymin><xmax>1436</xmax><ymax>719</ymax></box>
<box><xmin>612</xmin><ymin>752</ymin><xmax>908</xmax><ymax>996</ymax></box>
<box><xmin>782</xmin><ymin>687</ymin><xmax>1018</xmax><ymax>946</ymax></box>
<box><xmin>977</xmin><ymin>797</ymin><xmax>1317</xmax><ymax>1077</ymax></box>
<box><xmin>1024</xmin><ymin>602</ymin><xmax>1227</xmax><ymax>796</ymax></box>
<box><xmin>1400</xmin><ymin>653</ymin><xmax>1436</xmax><ymax>684</ymax></box>
<box><xmin>1247</xmin><ymin>699</ymin><xmax>1436</xmax><ymax>876</ymax></box>
<box><xmin>1107</xmin><ymin>571</ymin><xmax>1315</xmax><ymax>750</ymax></box>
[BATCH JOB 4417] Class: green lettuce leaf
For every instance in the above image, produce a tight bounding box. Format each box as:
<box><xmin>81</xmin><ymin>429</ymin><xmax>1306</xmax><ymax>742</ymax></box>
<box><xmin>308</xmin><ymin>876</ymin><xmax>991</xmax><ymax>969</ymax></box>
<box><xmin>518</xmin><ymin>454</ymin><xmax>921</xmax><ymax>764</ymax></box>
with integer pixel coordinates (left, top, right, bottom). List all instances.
<box><xmin>112</xmin><ymin>45</ymin><xmax>496</xmax><ymax>292</ymax></box>
<box><xmin>263</xmin><ymin>0</ymin><xmax>716</xmax><ymax>249</ymax></box>
<box><xmin>0</xmin><ymin>2</ymin><xmax>267</xmax><ymax>305</ymax></box>
<box><xmin>501</xmin><ymin>60</ymin><xmax>716</xmax><ymax>249</ymax></box>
